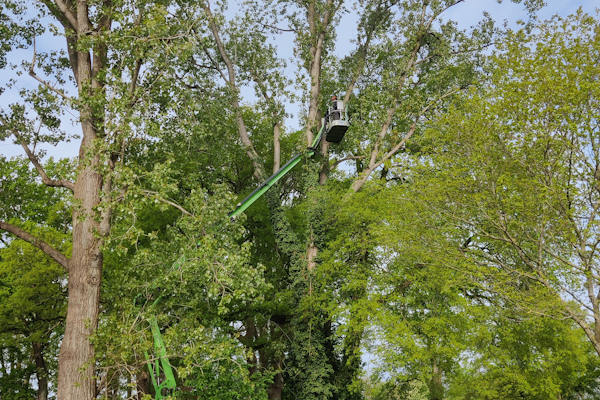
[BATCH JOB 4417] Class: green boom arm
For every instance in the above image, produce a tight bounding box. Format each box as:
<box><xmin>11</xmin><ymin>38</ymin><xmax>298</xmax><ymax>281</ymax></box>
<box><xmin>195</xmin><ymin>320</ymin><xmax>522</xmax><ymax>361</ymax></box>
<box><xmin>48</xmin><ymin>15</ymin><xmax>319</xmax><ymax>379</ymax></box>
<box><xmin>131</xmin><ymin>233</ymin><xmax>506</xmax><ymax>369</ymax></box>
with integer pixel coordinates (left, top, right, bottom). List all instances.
<box><xmin>229</xmin><ymin>124</ymin><xmax>325</xmax><ymax>218</ymax></box>
<box><xmin>145</xmin><ymin>315</ymin><xmax>177</xmax><ymax>399</ymax></box>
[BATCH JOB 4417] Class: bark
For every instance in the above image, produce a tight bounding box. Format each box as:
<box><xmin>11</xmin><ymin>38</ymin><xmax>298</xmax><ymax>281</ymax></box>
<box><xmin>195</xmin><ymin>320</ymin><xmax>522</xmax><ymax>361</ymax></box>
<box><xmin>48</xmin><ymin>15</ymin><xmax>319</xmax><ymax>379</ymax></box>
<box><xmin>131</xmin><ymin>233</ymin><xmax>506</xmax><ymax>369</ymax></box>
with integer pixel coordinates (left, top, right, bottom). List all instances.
<box><xmin>32</xmin><ymin>342</ymin><xmax>48</xmax><ymax>400</ymax></box>
<box><xmin>318</xmin><ymin>139</ymin><xmax>329</xmax><ymax>185</ymax></box>
<box><xmin>267</xmin><ymin>369</ymin><xmax>284</xmax><ymax>400</ymax></box>
<box><xmin>304</xmin><ymin>0</ymin><xmax>336</xmax><ymax>282</ymax></box>
<box><xmin>429</xmin><ymin>359</ymin><xmax>443</xmax><ymax>400</ymax></box>
<box><xmin>273</xmin><ymin>122</ymin><xmax>281</xmax><ymax>172</ymax></box>
<box><xmin>306</xmin><ymin>234</ymin><xmax>318</xmax><ymax>273</ymax></box>
<box><xmin>136</xmin><ymin>370</ymin><xmax>151</xmax><ymax>399</ymax></box>
<box><xmin>55</xmin><ymin>2</ymin><xmax>110</xmax><ymax>397</ymax></box>
<box><xmin>1</xmin><ymin>8</ymin><xmax>111</xmax><ymax>389</ymax></box>
<box><xmin>304</xmin><ymin>39</ymin><xmax>323</xmax><ymax>146</ymax></box>
<box><xmin>57</xmin><ymin>154</ymin><xmax>104</xmax><ymax>400</ymax></box>
<box><xmin>303</xmin><ymin>0</ymin><xmax>334</xmax><ymax>146</ymax></box>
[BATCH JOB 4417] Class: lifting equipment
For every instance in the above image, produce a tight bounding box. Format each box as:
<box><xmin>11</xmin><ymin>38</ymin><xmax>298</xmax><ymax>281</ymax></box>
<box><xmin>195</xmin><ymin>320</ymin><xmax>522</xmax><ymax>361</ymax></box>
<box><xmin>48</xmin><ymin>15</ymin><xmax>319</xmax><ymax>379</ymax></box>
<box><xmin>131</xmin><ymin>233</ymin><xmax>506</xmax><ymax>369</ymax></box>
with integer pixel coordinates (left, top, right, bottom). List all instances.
<box><xmin>140</xmin><ymin>260</ymin><xmax>184</xmax><ymax>399</ymax></box>
<box><xmin>143</xmin><ymin>97</ymin><xmax>349</xmax><ymax>398</ymax></box>
<box><xmin>229</xmin><ymin>96</ymin><xmax>349</xmax><ymax>218</ymax></box>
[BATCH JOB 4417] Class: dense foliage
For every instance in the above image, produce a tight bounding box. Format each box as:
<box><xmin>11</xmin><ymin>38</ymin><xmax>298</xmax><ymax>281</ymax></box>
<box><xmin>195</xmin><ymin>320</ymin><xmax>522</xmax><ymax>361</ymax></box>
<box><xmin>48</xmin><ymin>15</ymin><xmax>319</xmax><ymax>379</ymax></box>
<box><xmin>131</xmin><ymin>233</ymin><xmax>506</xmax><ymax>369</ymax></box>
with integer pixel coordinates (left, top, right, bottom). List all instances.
<box><xmin>1</xmin><ymin>0</ymin><xmax>599</xmax><ymax>399</ymax></box>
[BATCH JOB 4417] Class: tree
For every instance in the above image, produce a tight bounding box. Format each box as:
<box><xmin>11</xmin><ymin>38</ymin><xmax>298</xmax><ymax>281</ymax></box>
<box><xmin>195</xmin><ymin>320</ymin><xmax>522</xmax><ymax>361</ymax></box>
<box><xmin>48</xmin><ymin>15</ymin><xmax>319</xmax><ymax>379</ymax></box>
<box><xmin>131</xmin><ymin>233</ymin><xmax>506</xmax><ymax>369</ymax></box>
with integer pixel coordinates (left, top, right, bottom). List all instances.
<box><xmin>0</xmin><ymin>223</ymin><xmax>68</xmax><ymax>400</ymax></box>
<box><xmin>160</xmin><ymin>0</ymin><xmax>544</xmax><ymax>398</ymax></box>
<box><xmin>0</xmin><ymin>157</ymin><xmax>70</xmax><ymax>400</ymax></box>
<box><xmin>0</xmin><ymin>1</ymin><xmax>203</xmax><ymax>398</ymax></box>
<box><xmin>396</xmin><ymin>8</ymin><xmax>600</xmax><ymax>360</ymax></box>
<box><xmin>0</xmin><ymin>0</ymin><xmax>550</xmax><ymax>399</ymax></box>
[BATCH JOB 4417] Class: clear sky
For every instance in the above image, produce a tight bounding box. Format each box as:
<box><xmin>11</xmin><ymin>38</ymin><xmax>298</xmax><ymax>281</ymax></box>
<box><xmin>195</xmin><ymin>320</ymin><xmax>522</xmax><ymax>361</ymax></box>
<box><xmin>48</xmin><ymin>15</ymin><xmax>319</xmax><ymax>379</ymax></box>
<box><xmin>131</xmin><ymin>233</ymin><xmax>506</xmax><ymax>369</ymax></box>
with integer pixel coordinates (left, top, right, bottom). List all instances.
<box><xmin>0</xmin><ymin>0</ymin><xmax>597</xmax><ymax>160</ymax></box>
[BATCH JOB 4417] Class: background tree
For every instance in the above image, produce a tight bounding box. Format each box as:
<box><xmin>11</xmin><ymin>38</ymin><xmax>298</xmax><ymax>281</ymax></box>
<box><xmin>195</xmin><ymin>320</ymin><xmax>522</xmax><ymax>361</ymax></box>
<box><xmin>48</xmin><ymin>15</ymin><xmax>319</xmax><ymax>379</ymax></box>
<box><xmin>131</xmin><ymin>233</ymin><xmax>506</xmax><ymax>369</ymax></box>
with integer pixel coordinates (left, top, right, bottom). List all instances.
<box><xmin>0</xmin><ymin>223</ymin><xmax>68</xmax><ymax>400</ymax></box>
<box><xmin>407</xmin><ymin>10</ymin><xmax>600</xmax><ymax>355</ymax></box>
<box><xmin>368</xmin><ymin>9</ymin><xmax>600</xmax><ymax>399</ymax></box>
<box><xmin>0</xmin><ymin>157</ymin><xmax>70</xmax><ymax>400</ymax></box>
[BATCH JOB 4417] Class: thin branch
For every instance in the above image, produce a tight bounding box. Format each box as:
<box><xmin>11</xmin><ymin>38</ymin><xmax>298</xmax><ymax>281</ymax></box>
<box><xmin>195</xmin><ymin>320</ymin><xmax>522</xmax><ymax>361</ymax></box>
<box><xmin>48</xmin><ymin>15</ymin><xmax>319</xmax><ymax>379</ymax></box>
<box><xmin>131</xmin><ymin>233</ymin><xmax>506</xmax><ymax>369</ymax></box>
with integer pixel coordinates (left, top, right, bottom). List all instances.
<box><xmin>142</xmin><ymin>190</ymin><xmax>193</xmax><ymax>216</ymax></box>
<box><xmin>259</xmin><ymin>22</ymin><xmax>297</xmax><ymax>33</ymax></box>
<box><xmin>0</xmin><ymin>221</ymin><xmax>69</xmax><ymax>270</ymax></box>
<box><xmin>29</xmin><ymin>37</ymin><xmax>72</xmax><ymax>101</ymax></box>
<box><xmin>331</xmin><ymin>155</ymin><xmax>364</xmax><ymax>170</ymax></box>
<box><xmin>14</xmin><ymin>132</ymin><xmax>75</xmax><ymax>192</ymax></box>
<box><xmin>201</xmin><ymin>46</ymin><xmax>229</xmax><ymax>83</ymax></box>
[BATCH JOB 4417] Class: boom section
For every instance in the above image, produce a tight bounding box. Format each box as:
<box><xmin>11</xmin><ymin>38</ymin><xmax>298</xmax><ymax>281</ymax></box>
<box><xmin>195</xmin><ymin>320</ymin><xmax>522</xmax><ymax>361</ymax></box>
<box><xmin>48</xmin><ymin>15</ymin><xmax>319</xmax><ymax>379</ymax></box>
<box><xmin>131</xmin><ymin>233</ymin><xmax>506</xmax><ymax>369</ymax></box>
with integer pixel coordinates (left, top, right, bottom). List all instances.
<box><xmin>228</xmin><ymin>124</ymin><xmax>325</xmax><ymax>218</ymax></box>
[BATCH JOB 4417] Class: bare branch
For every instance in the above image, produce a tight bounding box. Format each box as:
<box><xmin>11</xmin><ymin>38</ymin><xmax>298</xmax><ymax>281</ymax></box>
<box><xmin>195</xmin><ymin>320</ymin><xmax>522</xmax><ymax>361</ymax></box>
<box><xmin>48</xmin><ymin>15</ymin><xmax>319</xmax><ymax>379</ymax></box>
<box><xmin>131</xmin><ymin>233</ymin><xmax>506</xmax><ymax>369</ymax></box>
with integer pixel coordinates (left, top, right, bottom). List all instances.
<box><xmin>0</xmin><ymin>221</ymin><xmax>69</xmax><ymax>270</ymax></box>
<box><xmin>14</xmin><ymin>132</ymin><xmax>75</xmax><ymax>192</ymax></box>
<box><xmin>29</xmin><ymin>37</ymin><xmax>72</xmax><ymax>101</ymax></box>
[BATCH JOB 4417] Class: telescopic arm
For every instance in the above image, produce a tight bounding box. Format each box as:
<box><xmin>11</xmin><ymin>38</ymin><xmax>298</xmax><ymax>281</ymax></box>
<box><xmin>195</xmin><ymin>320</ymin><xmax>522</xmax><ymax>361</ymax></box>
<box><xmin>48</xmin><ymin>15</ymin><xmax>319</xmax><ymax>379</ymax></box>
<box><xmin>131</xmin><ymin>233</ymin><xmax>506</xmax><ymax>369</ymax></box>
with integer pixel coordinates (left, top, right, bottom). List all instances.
<box><xmin>228</xmin><ymin>123</ymin><xmax>325</xmax><ymax>218</ymax></box>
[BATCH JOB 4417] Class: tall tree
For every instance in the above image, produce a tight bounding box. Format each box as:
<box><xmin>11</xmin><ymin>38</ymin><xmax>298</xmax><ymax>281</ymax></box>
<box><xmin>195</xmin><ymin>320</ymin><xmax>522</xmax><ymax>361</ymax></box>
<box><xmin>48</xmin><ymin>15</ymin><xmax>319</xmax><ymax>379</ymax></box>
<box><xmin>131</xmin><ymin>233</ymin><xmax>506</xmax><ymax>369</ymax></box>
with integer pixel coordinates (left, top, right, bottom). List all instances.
<box><xmin>165</xmin><ymin>0</ymin><xmax>545</xmax><ymax>398</ymax></box>
<box><xmin>0</xmin><ymin>1</ymin><xmax>200</xmax><ymax>398</ymax></box>
<box><xmin>395</xmin><ymin>8</ymin><xmax>600</xmax><ymax>359</ymax></box>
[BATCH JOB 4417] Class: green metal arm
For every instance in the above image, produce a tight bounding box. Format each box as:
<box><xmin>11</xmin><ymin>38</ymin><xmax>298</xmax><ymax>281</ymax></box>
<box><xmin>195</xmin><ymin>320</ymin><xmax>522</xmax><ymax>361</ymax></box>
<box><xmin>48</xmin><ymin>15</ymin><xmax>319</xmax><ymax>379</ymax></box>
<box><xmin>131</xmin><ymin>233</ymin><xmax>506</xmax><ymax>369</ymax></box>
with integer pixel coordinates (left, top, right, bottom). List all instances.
<box><xmin>145</xmin><ymin>314</ymin><xmax>177</xmax><ymax>399</ymax></box>
<box><xmin>229</xmin><ymin>124</ymin><xmax>325</xmax><ymax>218</ymax></box>
<box><xmin>142</xmin><ymin>293</ymin><xmax>178</xmax><ymax>399</ymax></box>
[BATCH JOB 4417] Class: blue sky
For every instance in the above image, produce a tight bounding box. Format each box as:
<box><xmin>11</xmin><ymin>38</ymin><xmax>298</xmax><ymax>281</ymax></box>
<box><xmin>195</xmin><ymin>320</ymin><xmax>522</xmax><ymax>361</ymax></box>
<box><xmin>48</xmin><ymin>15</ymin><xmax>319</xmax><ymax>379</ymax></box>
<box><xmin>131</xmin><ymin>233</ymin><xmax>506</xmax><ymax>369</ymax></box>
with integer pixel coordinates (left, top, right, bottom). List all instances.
<box><xmin>0</xmin><ymin>0</ymin><xmax>597</xmax><ymax>160</ymax></box>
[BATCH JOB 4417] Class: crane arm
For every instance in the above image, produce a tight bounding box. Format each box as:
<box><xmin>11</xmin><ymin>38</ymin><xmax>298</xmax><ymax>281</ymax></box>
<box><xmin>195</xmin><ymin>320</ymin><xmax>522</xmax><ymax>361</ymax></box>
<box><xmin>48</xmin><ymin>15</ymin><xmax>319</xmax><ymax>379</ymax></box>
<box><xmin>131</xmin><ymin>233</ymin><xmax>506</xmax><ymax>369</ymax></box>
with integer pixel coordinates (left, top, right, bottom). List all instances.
<box><xmin>228</xmin><ymin>123</ymin><xmax>325</xmax><ymax>218</ymax></box>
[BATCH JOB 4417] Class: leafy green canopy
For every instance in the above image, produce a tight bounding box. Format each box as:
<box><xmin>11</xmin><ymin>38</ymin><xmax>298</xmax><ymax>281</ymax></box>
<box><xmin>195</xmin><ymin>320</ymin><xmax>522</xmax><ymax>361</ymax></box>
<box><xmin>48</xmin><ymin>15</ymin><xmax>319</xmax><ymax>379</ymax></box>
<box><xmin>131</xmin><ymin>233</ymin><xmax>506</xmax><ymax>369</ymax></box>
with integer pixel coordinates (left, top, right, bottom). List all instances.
<box><xmin>359</xmin><ymin>9</ymin><xmax>600</xmax><ymax>399</ymax></box>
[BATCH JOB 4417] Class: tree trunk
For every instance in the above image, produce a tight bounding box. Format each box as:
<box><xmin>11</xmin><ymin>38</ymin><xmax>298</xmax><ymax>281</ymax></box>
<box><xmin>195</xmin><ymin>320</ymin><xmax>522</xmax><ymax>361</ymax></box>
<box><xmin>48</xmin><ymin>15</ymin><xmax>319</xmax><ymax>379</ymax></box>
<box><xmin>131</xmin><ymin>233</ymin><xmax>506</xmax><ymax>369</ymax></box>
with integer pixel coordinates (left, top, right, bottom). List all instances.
<box><xmin>32</xmin><ymin>342</ymin><xmax>48</xmax><ymax>400</ymax></box>
<box><xmin>267</xmin><ymin>361</ymin><xmax>284</xmax><ymax>400</ymax></box>
<box><xmin>56</xmin><ymin>158</ymin><xmax>104</xmax><ymax>400</ymax></box>
<box><xmin>429</xmin><ymin>359</ymin><xmax>443</xmax><ymax>400</ymax></box>
<box><xmin>137</xmin><ymin>370</ymin><xmax>151</xmax><ymax>399</ymax></box>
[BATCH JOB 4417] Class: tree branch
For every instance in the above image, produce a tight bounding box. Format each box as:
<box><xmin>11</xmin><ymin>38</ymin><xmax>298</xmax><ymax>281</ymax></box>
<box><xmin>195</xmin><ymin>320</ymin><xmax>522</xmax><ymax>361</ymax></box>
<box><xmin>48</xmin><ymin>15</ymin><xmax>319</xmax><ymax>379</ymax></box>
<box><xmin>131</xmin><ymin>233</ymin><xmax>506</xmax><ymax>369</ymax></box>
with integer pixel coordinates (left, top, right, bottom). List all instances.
<box><xmin>0</xmin><ymin>221</ymin><xmax>69</xmax><ymax>270</ymax></box>
<box><xmin>142</xmin><ymin>190</ymin><xmax>193</xmax><ymax>216</ymax></box>
<box><xmin>331</xmin><ymin>155</ymin><xmax>364</xmax><ymax>170</ymax></box>
<box><xmin>202</xmin><ymin>2</ymin><xmax>265</xmax><ymax>179</ymax></box>
<box><xmin>38</xmin><ymin>0</ymin><xmax>78</xmax><ymax>32</ymax></box>
<box><xmin>351</xmin><ymin>86</ymin><xmax>461</xmax><ymax>192</ymax></box>
<box><xmin>29</xmin><ymin>37</ymin><xmax>72</xmax><ymax>101</ymax></box>
<box><xmin>14</xmin><ymin>133</ymin><xmax>75</xmax><ymax>192</ymax></box>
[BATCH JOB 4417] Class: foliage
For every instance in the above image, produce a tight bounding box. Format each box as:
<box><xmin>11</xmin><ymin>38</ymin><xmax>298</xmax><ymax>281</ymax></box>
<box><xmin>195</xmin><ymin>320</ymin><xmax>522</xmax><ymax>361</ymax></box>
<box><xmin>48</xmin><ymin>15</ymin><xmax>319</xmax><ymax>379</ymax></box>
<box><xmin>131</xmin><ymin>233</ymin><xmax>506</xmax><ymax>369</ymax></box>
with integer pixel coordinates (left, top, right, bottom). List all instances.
<box><xmin>0</xmin><ymin>222</ymin><xmax>69</xmax><ymax>399</ymax></box>
<box><xmin>365</xmin><ymin>9</ymin><xmax>600</xmax><ymax>399</ymax></box>
<box><xmin>4</xmin><ymin>0</ymin><xmax>600</xmax><ymax>399</ymax></box>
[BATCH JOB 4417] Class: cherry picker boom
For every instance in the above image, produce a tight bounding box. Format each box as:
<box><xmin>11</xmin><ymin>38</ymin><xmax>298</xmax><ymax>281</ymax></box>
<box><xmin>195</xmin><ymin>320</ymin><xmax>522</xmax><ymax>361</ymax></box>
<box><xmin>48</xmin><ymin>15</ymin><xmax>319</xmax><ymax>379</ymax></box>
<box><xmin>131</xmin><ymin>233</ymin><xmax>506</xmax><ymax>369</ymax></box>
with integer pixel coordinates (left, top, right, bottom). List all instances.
<box><xmin>229</xmin><ymin>96</ymin><xmax>349</xmax><ymax>218</ymax></box>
